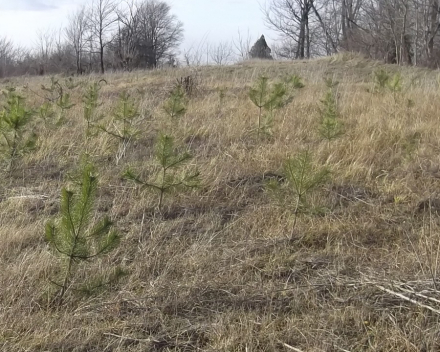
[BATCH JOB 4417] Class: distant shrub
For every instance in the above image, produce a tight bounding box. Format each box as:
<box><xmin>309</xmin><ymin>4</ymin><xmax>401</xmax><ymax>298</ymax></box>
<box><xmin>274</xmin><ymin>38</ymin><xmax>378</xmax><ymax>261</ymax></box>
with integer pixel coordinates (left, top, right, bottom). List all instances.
<box><xmin>249</xmin><ymin>35</ymin><xmax>273</xmax><ymax>60</ymax></box>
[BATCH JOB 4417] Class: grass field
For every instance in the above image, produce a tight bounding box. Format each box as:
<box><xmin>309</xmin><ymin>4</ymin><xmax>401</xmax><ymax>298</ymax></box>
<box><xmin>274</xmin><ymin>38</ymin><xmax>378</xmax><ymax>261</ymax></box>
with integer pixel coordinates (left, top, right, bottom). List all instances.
<box><xmin>2</xmin><ymin>53</ymin><xmax>440</xmax><ymax>351</ymax></box>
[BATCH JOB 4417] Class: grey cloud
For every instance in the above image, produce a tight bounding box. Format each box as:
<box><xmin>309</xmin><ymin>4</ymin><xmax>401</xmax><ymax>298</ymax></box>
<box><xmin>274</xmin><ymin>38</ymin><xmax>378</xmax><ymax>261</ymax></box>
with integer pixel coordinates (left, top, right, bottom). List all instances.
<box><xmin>0</xmin><ymin>0</ymin><xmax>58</xmax><ymax>11</ymax></box>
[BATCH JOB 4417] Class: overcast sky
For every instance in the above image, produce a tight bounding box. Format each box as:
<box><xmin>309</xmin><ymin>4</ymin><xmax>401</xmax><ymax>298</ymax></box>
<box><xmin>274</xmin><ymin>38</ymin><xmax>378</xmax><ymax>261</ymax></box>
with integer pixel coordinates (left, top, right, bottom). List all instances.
<box><xmin>0</xmin><ymin>0</ymin><xmax>276</xmax><ymax>53</ymax></box>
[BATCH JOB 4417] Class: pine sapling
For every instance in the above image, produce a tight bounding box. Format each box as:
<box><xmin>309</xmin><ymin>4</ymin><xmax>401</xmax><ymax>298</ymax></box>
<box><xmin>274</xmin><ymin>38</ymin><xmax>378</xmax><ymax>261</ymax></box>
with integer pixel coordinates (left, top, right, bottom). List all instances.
<box><xmin>56</xmin><ymin>92</ymin><xmax>75</xmax><ymax>125</ymax></box>
<box><xmin>387</xmin><ymin>72</ymin><xmax>402</xmax><ymax>105</ymax></box>
<box><xmin>39</xmin><ymin>101</ymin><xmax>55</xmax><ymax>125</ymax></box>
<box><xmin>285</xmin><ymin>74</ymin><xmax>305</xmax><ymax>90</ymax></box>
<box><xmin>45</xmin><ymin>162</ymin><xmax>121</xmax><ymax>305</ymax></box>
<box><xmin>318</xmin><ymin>89</ymin><xmax>344</xmax><ymax>143</ymax></box>
<box><xmin>267</xmin><ymin>150</ymin><xmax>330</xmax><ymax>239</ymax></box>
<box><xmin>123</xmin><ymin>133</ymin><xmax>200</xmax><ymax>211</ymax></box>
<box><xmin>163</xmin><ymin>84</ymin><xmax>187</xmax><ymax>119</ymax></box>
<box><xmin>83</xmin><ymin>82</ymin><xmax>102</xmax><ymax>136</ymax></box>
<box><xmin>99</xmin><ymin>91</ymin><xmax>141</xmax><ymax>163</ymax></box>
<box><xmin>40</xmin><ymin>77</ymin><xmax>74</xmax><ymax>124</ymax></box>
<box><xmin>373</xmin><ymin>69</ymin><xmax>390</xmax><ymax>92</ymax></box>
<box><xmin>249</xmin><ymin>76</ymin><xmax>287</xmax><ymax>136</ymax></box>
<box><xmin>0</xmin><ymin>88</ymin><xmax>37</xmax><ymax>169</ymax></box>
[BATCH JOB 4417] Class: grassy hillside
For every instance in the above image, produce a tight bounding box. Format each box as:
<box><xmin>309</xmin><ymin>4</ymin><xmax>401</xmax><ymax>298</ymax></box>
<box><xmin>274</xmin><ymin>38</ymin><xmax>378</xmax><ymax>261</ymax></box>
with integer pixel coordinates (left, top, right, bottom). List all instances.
<box><xmin>2</xmin><ymin>54</ymin><xmax>440</xmax><ymax>351</ymax></box>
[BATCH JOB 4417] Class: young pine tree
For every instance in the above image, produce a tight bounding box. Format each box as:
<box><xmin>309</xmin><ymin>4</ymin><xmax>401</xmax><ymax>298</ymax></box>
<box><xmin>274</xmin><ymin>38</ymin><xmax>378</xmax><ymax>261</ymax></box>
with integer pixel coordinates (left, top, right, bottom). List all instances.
<box><xmin>45</xmin><ymin>162</ymin><xmax>120</xmax><ymax>304</ymax></box>
<box><xmin>124</xmin><ymin>133</ymin><xmax>200</xmax><ymax>211</ymax></box>
<box><xmin>373</xmin><ymin>69</ymin><xmax>390</xmax><ymax>92</ymax></box>
<box><xmin>318</xmin><ymin>89</ymin><xmax>344</xmax><ymax>143</ymax></box>
<box><xmin>41</xmin><ymin>77</ymin><xmax>74</xmax><ymax>124</ymax></box>
<box><xmin>267</xmin><ymin>150</ymin><xmax>330</xmax><ymax>239</ymax></box>
<box><xmin>163</xmin><ymin>84</ymin><xmax>187</xmax><ymax>120</ymax></box>
<box><xmin>387</xmin><ymin>72</ymin><xmax>402</xmax><ymax>104</ymax></box>
<box><xmin>99</xmin><ymin>91</ymin><xmax>141</xmax><ymax>163</ymax></box>
<box><xmin>0</xmin><ymin>88</ymin><xmax>37</xmax><ymax>168</ymax></box>
<box><xmin>249</xmin><ymin>76</ymin><xmax>281</xmax><ymax>136</ymax></box>
<box><xmin>249</xmin><ymin>75</ymin><xmax>303</xmax><ymax>136</ymax></box>
<box><xmin>56</xmin><ymin>91</ymin><xmax>75</xmax><ymax>125</ymax></box>
<box><xmin>83</xmin><ymin>82</ymin><xmax>102</xmax><ymax>136</ymax></box>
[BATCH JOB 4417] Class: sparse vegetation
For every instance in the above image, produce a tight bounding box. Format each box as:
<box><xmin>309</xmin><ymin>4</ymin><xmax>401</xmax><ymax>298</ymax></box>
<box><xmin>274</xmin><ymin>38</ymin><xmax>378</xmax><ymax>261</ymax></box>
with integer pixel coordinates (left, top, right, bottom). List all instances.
<box><xmin>2</xmin><ymin>59</ymin><xmax>440</xmax><ymax>351</ymax></box>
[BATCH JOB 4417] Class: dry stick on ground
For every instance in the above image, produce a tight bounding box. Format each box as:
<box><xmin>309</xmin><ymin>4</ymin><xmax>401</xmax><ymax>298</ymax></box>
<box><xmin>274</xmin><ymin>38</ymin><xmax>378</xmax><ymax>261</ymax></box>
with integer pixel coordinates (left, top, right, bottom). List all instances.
<box><xmin>278</xmin><ymin>341</ymin><xmax>305</xmax><ymax>352</ymax></box>
<box><xmin>374</xmin><ymin>284</ymin><xmax>440</xmax><ymax>315</ymax></box>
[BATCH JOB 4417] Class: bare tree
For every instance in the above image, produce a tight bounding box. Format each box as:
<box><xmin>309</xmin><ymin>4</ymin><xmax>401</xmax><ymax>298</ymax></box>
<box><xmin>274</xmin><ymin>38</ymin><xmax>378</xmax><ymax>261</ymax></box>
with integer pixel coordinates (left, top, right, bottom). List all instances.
<box><xmin>262</xmin><ymin>0</ymin><xmax>315</xmax><ymax>59</ymax></box>
<box><xmin>233</xmin><ymin>29</ymin><xmax>253</xmax><ymax>61</ymax></box>
<box><xmin>87</xmin><ymin>0</ymin><xmax>118</xmax><ymax>73</ymax></box>
<box><xmin>183</xmin><ymin>45</ymin><xmax>204</xmax><ymax>66</ymax></box>
<box><xmin>34</xmin><ymin>28</ymin><xmax>56</xmax><ymax>75</ymax></box>
<box><xmin>0</xmin><ymin>37</ymin><xmax>16</xmax><ymax>77</ymax></box>
<box><xmin>132</xmin><ymin>0</ymin><xmax>184</xmax><ymax>68</ymax></box>
<box><xmin>113</xmin><ymin>0</ymin><xmax>139</xmax><ymax>70</ymax></box>
<box><xmin>65</xmin><ymin>6</ymin><xmax>88</xmax><ymax>74</ymax></box>
<box><xmin>210</xmin><ymin>41</ymin><xmax>233</xmax><ymax>65</ymax></box>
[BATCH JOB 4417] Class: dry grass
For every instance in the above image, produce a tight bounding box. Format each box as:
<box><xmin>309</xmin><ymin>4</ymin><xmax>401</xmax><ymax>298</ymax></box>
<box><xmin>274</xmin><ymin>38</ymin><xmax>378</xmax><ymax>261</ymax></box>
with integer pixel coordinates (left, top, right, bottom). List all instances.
<box><xmin>2</xmin><ymin>55</ymin><xmax>440</xmax><ymax>351</ymax></box>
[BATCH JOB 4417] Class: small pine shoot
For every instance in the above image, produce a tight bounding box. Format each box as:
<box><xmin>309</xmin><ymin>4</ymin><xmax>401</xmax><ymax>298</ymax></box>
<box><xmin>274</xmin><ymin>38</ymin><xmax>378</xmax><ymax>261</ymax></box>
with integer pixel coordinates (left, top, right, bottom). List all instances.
<box><xmin>123</xmin><ymin>132</ymin><xmax>200</xmax><ymax>211</ymax></box>
<box><xmin>318</xmin><ymin>89</ymin><xmax>344</xmax><ymax>143</ymax></box>
<box><xmin>0</xmin><ymin>88</ymin><xmax>37</xmax><ymax>169</ymax></box>
<box><xmin>373</xmin><ymin>69</ymin><xmax>390</xmax><ymax>91</ymax></box>
<box><xmin>387</xmin><ymin>73</ymin><xmax>402</xmax><ymax>104</ymax></box>
<box><xmin>324</xmin><ymin>77</ymin><xmax>339</xmax><ymax>89</ymax></box>
<box><xmin>99</xmin><ymin>91</ymin><xmax>141</xmax><ymax>163</ymax></box>
<box><xmin>39</xmin><ymin>101</ymin><xmax>55</xmax><ymax>125</ymax></box>
<box><xmin>56</xmin><ymin>92</ymin><xmax>75</xmax><ymax>125</ymax></box>
<box><xmin>163</xmin><ymin>84</ymin><xmax>187</xmax><ymax>119</ymax></box>
<box><xmin>249</xmin><ymin>75</ymin><xmax>303</xmax><ymax>136</ymax></box>
<box><xmin>83</xmin><ymin>82</ymin><xmax>103</xmax><ymax>136</ymax></box>
<box><xmin>45</xmin><ymin>162</ymin><xmax>121</xmax><ymax>305</ymax></box>
<box><xmin>41</xmin><ymin>77</ymin><xmax>75</xmax><ymax>124</ymax></box>
<box><xmin>267</xmin><ymin>150</ymin><xmax>330</xmax><ymax>239</ymax></box>
<box><xmin>285</xmin><ymin>74</ymin><xmax>305</xmax><ymax>89</ymax></box>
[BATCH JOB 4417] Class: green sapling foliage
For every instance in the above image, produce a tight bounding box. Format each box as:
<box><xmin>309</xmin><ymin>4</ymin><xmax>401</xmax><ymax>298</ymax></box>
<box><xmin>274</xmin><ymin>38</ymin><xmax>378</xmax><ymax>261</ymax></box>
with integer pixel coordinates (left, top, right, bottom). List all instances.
<box><xmin>99</xmin><ymin>91</ymin><xmax>141</xmax><ymax>162</ymax></box>
<box><xmin>56</xmin><ymin>92</ymin><xmax>75</xmax><ymax>124</ymax></box>
<box><xmin>124</xmin><ymin>133</ymin><xmax>200</xmax><ymax>211</ymax></box>
<box><xmin>41</xmin><ymin>77</ymin><xmax>75</xmax><ymax>124</ymax></box>
<box><xmin>285</xmin><ymin>74</ymin><xmax>305</xmax><ymax>90</ymax></box>
<box><xmin>267</xmin><ymin>150</ymin><xmax>330</xmax><ymax>238</ymax></box>
<box><xmin>39</xmin><ymin>101</ymin><xmax>55</xmax><ymax>124</ymax></box>
<box><xmin>45</xmin><ymin>162</ymin><xmax>121</xmax><ymax>304</ymax></box>
<box><xmin>387</xmin><ymin>72</ymin><xmax>402</xmax><ymax>104</ymax></box>
<box><xmin>373</xmin><ymin>69</ymin><xmax>390</xmax><ymax>91</ymax></box>
<box><xmin>0</xmin><ymin>88</ymin><xmax>37</xmax><ymax>167</ymax></box>
<box><xmin>217</xmin><ymin>86</ymin><xmax>227</xmax><ymax>110</ymax></box>
<box><xmin>318</xmin><ymin>89</ymin><xmax>344</xmax><ymax>142</ymax></box>
<box><xmin>249</xmin><ymin>75</ymin><xmax>303</xmax><ymax>136</ymax></box>
<box><xmin>83</xmin><ymin>82</ymin><xmax>103</xmax><ymax>136</ymax></box>
<box><xmin>163</xmin><ymin>84</ymin><xmax>187</xmax><ymax>119</ymax></box>
<box><xmin>249</xmin><ymin>76</ymin><xmax>284</xmax><ymax>136</ymax></box>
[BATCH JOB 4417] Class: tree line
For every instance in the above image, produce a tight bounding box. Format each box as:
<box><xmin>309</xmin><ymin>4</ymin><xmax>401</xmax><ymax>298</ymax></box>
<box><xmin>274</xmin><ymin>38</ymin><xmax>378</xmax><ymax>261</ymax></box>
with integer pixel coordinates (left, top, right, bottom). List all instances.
<box><xmin>264</xmin><ymin>0</ymin><xmax>440</xmax><ymax>67</ymax></box>
<box><xmin>2</xmin><ymin>0</ymin><xmax>440</xmax><ymax>78</ymax></box>
<box><xmin>0</xmin><ymin>0</ymin><xmax>183</xmax><ymax>77</ymax></box>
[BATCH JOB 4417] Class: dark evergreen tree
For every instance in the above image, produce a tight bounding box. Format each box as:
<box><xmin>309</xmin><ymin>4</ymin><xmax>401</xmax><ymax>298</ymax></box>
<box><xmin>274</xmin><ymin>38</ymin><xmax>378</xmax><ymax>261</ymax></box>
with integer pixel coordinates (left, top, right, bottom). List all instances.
<box><xmin>249</xmin><ymin>35</ymin><xmax>273</xmax><ymax>60</ymax></box>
